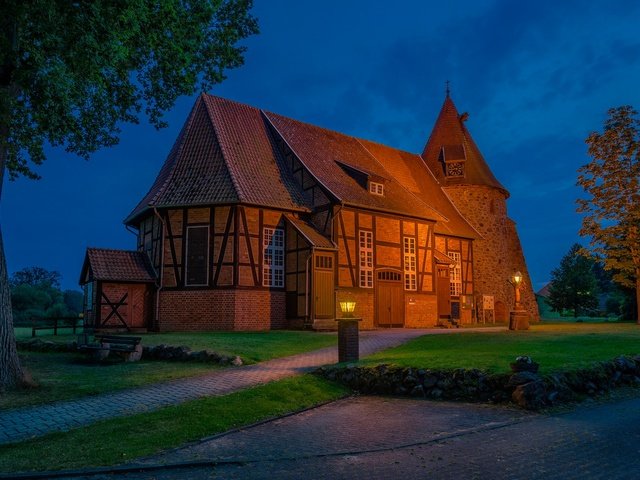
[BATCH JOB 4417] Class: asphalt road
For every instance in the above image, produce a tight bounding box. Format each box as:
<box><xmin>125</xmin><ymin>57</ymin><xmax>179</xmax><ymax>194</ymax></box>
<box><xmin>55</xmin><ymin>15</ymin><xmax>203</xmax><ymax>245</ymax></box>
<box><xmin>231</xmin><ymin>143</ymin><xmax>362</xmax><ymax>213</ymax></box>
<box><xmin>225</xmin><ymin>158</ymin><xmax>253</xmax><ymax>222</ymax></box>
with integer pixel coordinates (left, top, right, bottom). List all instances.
<box><xmin>60</xmin><ymin>393</ymin><xmax>640</xmax><ymax>480</ymax></box>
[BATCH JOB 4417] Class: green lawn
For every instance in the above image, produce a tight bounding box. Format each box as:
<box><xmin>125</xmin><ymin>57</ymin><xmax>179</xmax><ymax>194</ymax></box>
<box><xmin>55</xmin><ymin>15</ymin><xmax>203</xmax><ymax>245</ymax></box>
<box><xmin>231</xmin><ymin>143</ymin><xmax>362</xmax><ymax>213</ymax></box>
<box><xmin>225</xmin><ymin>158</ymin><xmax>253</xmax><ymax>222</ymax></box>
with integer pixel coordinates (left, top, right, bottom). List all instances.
<box><xmin>0</xmin><ymin>375</ymin><xmax>349</xmax><ymax>474</ymax></box>
<box><xmin>14</xmin><ymin>329</ymin><xmax>337</xmax><ymax>363</ymax></box>
<box><xmin>2</xmin><ymin>352</ymin><xmax>218</xmax><ymax>410</ymax></box>
<box><xmin>5</xmin><ymin>330</ymin><xmax>336</xmax><ymax>410</ymax></box>
<box><xmin>361</xmin><ymin>322</ymin><xmax>640</xmax><ymax>374</ymax></box>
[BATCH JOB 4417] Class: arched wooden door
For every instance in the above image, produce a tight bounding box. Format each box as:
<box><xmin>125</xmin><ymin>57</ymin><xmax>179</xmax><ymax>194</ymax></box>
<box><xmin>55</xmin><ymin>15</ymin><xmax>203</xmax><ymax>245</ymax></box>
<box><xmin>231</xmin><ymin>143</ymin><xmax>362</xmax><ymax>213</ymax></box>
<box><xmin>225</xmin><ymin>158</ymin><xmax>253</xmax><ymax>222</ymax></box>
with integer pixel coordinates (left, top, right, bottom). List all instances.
<box><xmin>376</xmin><ymin>270</ymin><xmax>404</xmax><ymax>327</ymax></box>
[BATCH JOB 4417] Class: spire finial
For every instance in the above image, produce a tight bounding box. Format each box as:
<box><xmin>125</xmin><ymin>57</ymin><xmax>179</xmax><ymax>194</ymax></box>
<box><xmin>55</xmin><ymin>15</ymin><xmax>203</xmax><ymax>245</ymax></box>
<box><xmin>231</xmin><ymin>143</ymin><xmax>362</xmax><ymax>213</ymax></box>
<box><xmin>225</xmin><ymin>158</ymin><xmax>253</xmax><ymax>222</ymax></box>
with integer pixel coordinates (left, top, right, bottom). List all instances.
<box><xmin>445</xmin><ymin>80</ymin><xmax>451</xmax><ymax>98</ymax></box>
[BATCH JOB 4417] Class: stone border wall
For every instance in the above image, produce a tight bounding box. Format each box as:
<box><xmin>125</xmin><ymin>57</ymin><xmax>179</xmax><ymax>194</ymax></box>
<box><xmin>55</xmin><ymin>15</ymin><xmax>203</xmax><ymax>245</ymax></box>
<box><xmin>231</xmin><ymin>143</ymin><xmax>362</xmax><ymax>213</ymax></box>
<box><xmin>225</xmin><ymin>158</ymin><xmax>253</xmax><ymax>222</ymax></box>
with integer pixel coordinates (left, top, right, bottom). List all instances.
<box><xmin>315</xmin><ymin>355</ymin><xmax>640</xmax><ymax>410</ymax></box>
<box><xmin>16</xmin><ymin>338</ymin><xmax>243</xmax><ymax>366</ymax></box>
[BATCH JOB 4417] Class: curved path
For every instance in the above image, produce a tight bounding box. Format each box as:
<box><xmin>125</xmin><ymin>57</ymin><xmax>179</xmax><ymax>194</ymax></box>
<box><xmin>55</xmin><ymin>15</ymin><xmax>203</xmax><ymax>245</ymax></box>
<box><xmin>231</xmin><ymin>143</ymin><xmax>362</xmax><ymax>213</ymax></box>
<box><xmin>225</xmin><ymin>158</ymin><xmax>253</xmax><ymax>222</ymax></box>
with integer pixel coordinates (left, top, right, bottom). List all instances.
<box><xmin>70</xmin><ymin>394</ymin><xmax>640</xmax><ymax>479</ymax></box>
<box><xmin>0</xmin><ymin>327</ymin><xmax>504</xmax><ymax>445</ymax></box>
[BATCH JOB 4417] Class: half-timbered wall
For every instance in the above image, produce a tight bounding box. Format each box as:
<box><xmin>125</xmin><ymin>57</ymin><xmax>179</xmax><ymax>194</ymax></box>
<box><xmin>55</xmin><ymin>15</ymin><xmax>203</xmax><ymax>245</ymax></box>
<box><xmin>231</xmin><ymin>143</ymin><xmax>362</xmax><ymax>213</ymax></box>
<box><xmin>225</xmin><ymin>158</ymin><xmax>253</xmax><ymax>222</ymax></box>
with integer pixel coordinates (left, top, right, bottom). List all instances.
<box><xmin>334</xmin><ymin>207</ymin><xmax>444</xmax><ymax>328</ymax></box>
<box><xmin>137</xmin><ymin>215</ymin><xmax>163</xmax><ymax>273</ymax></box>
<box><xmin>145</xmin><ymin>205</ymin><xmax>302</xmax><ymax>330</ymax></box>
<box><xmin>435</xmin><ymin>235</ymin><xmax>474</xmax><ymax>323</ymax></box>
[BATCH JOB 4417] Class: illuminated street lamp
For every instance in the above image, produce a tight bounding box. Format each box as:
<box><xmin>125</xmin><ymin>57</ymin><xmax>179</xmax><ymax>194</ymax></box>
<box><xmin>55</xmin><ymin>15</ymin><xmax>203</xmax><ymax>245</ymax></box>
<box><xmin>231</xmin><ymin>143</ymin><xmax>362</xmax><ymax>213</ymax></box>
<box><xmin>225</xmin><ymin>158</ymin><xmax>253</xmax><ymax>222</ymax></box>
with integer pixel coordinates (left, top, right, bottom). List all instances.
<box><xmin>339</xmin><ymin>300</ymin><xmax>356</xmax><ymax>318</ymax></box>
<box><xmin>336</xmin><ymin>299</ymin><xmax>360</xmax><ymax>362</ymax></box>
<box><xmin>511</xmin><ymin>271</ymin><xmax>523</xmax><ymax>310</ymax></box>
<box><xmin>509</xmin><ymin>270</ymin><xmax>529</xmax><ymax>330</ymax></box>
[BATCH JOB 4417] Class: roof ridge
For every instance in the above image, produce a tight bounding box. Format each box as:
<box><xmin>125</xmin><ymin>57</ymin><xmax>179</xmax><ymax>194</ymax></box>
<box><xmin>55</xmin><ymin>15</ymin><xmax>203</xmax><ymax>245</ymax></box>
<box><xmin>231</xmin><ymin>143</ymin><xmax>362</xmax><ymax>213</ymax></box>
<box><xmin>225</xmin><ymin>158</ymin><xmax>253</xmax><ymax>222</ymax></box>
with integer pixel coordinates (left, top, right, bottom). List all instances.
<box><xmin>87</xmin><ymin>247</ymin><xmax>144</xmax><ymax>254</ymax></box>
<box><xmin>202</xmin><ymin>95</ymin><xmax>247</xmax><ymax>203</ymax></box>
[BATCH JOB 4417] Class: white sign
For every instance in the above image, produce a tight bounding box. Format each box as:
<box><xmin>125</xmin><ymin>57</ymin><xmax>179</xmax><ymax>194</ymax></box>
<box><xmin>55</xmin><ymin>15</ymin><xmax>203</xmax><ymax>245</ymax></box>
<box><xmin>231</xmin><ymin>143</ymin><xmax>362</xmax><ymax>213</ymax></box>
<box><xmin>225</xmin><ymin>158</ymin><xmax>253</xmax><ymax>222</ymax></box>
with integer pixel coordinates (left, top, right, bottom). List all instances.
<box><xmin>482</xmin><ymin>295</ymin><xmax>494</xmax><ymax>310</ymax></box>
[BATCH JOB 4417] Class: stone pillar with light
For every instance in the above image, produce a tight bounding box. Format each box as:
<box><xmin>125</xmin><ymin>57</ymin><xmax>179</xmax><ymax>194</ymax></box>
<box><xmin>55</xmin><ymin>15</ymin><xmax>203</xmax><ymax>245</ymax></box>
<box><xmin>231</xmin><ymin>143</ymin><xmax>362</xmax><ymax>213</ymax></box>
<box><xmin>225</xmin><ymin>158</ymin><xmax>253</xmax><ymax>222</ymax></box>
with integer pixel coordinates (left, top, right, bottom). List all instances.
<box><xmin>336</xmin><ymin>299</ymin><xmax>362</xmax><ymax>362</ymax></box>
<box><xmin>509</xmin><ymin>271</ymin><xmax>530</xmax><ymax>330</ymax></box>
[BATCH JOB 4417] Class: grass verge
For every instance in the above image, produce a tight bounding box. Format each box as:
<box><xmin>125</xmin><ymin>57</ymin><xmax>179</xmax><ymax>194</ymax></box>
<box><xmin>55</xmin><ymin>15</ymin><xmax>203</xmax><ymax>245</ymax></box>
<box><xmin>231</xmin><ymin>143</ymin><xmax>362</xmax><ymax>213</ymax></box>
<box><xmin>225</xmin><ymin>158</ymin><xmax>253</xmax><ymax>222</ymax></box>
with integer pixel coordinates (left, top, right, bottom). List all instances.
<box><xmin>360</xmin><ymin>323</ymin><xmax>640</xmax><ymax>374</ymax></box>
<box><xmin>14</xmin><ymin>329</ymin><xmax>337</xmax><ymax>363</ymax></box>
<box><xmin>0</xmin><ymin>375</ymin><xmax>349</xmax><ymax>474</ymax></box>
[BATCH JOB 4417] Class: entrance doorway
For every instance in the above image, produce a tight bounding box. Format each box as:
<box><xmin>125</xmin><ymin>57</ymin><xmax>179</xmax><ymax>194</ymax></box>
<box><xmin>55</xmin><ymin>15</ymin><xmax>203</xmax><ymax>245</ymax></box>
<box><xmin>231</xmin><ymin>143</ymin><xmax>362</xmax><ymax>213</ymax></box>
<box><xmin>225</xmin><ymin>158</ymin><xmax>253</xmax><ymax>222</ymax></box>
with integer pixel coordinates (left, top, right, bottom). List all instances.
<box><xmin>376</xmin><ymin>270</ymin><xmax>404</xmax><ymax>327</ymax></box>
<box><xmin>437</xmin><ymin>266</ymin><xmax>451</xmax><ymax>319</ymax></box>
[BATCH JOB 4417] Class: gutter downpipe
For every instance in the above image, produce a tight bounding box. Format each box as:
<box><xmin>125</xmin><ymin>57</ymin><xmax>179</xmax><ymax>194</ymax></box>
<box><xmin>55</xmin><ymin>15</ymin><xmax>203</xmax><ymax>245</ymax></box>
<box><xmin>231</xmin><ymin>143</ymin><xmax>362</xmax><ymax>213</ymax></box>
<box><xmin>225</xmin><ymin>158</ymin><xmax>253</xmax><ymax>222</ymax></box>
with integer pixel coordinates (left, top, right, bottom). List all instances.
<box><xmin>151</xmin><ymin>206</ymin><xmax>165</xmax><ymax>332</ymax></box>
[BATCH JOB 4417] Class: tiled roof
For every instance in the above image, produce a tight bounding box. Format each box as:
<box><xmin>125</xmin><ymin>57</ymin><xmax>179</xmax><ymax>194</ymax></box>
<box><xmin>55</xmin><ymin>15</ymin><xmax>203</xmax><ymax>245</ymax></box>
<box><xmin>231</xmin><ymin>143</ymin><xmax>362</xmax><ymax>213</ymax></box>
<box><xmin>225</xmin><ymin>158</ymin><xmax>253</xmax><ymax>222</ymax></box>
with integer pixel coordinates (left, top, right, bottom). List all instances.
<box><xmin>422</xmin><ymin>97</ymin><xmax>508</xmax><ymax>195</ymax></box>
<box><xmin>125</xmin><ymin>94</ymin><xmax>493</xmax><ymax>241</ymax></box>
<box><xmin>264</xmin><ymin>111</ymin><xmax>445</xmax><ymax>222</ymax></box>
<box><xmin>80</xmin><ymin>248</ymin><xmax>157</xmax><ymax>284</ymax></box>
<box><xmin>125</xmin><ymin>95</ymin><xmax>309</xmax><ymax>225</ymax></box>
<box><xmin>285</xmin><ymin>215</ymin><xmax>336</xmax><ymax>250</ymax></box>
<box><xmin>357</xmin><ymin>139</ymin><xmax>479</xmax><ymax>238</ymax></box>
<box><xmin>537</xmin><ymin>282</ymin><xmax>552</xmax><ymax>297</ymax></box>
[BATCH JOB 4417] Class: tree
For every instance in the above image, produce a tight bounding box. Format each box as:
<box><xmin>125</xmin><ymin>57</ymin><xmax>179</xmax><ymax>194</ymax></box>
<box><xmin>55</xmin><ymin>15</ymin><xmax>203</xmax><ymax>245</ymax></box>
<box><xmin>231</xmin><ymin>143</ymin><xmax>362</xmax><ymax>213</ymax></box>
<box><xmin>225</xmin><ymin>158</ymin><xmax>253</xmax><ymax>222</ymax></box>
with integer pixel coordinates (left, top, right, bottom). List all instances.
<box><xmin>9</xmin><ymin>268</ymin><xmax>81</xmax><ymax>323</ymax></box>
<box><xmin>10</xmin><ymin>267</ymin><xmax>61</xmax><ymax>289</ymax></box>
<box><xmin>546</xmin><ymin>244</ymin><xmax>599</xmax><ymax>318</ymax></box>
<box><xmin>0</xmin><ymin>1</ymin><xmax>258</xmax><ymax>390</ymax></box>
<box><xmin>578</xmin><ymin>106</ymin><xmax>640</xmax><ymax>323</ymax></box>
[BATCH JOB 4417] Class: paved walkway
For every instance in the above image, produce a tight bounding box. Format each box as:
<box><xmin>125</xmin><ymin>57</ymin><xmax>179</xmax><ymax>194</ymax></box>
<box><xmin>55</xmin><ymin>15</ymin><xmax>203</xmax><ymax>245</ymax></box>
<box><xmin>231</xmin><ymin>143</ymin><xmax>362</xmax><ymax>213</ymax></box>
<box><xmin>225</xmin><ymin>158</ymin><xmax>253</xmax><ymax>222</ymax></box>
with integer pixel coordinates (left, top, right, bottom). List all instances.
<box><xmin>81</xmin><ymin>394</ymin><xmax>640</xmax><ymax>479</ymax></box>
<box><xmin>0</xmin><ymin>327</ymin><xmax>503</xmax><ymax>445</ymax></box>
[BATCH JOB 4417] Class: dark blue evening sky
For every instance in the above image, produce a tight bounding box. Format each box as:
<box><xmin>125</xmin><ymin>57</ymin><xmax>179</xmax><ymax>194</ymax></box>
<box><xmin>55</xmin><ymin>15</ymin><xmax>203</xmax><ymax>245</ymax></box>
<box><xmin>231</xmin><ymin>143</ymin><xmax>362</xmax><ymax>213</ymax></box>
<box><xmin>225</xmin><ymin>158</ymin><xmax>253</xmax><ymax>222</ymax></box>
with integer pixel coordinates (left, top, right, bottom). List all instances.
<box><xmin>3</xmin><ymin>0</ymin><xmax>640</xmax><ymax>291</ymax></box>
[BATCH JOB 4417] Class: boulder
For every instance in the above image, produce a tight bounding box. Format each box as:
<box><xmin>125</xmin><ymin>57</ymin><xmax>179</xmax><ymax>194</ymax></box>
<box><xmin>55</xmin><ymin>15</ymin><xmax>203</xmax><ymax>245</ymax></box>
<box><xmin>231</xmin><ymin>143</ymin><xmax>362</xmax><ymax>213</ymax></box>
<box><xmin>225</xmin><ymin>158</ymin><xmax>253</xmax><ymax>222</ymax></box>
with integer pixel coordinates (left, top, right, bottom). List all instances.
<box><xmin>507</xmin><ymin>371</ymin><xmax>540</xmax><ymax>387</ymax></box>
<box><xmin>512</xmin><ymin>379</ymin><xmax>547</xmax><ymax>410</ymax></box>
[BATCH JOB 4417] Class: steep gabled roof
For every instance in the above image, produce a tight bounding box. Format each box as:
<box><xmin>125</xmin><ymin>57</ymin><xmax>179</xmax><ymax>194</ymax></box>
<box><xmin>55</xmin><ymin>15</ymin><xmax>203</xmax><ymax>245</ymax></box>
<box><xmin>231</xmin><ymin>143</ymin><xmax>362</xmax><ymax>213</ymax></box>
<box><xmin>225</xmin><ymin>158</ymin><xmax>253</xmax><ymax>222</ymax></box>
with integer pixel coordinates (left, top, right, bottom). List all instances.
<box><xmin>80</xmin><ymin>248</ymin><xmax>156</xmax><ymax>284</ymax></box>
<box><xmin>422</xmin><ymin>96</ymin><xmax>508</xmax><ymax>196</ymax></box>
<box><xmin>265</xmin><ymin>111</ymin><xmax>446</xmax><ymax>222</ymax></box>
<box><xmin>125</xmin><ymin>95</ymin><xmax>309</xmax><ymax>225</ymax></box>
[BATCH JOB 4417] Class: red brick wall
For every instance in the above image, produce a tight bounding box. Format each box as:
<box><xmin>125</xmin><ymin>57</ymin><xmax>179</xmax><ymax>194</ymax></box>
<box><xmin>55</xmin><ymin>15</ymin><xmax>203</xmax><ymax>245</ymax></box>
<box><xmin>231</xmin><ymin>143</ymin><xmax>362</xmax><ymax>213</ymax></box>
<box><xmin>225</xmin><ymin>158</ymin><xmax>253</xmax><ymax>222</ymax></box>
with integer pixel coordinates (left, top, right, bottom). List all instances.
<box><xmin>157</xmin><ymin>289</ymin><xmax>286</xmax><ymax>331</ymax></box>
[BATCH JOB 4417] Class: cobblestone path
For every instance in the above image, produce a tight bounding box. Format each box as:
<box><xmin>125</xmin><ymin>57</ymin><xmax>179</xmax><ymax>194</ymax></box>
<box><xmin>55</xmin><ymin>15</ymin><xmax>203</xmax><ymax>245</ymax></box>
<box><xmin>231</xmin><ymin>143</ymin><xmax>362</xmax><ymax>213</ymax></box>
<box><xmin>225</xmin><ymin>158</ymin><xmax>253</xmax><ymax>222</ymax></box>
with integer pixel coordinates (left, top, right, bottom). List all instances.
<box><xmin>0</xmin><ymin>327</ymin><xmax>502</xmax><ymax>445</ymax></box>
<box><xmin>102</xmin><ymin>394</ymin><xmax>640</xmax><ymax>480</ymax></box>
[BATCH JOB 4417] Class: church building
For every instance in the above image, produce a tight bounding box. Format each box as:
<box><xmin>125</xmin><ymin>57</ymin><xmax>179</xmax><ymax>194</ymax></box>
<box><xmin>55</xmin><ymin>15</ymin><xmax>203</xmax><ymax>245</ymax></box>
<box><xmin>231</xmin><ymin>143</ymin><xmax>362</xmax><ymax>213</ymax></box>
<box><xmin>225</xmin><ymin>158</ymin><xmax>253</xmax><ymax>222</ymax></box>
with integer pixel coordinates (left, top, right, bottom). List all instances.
<box><xmin>80</xmin><ymin>91</ymin><xmax>539</xmax><ymax>331</ymax></box>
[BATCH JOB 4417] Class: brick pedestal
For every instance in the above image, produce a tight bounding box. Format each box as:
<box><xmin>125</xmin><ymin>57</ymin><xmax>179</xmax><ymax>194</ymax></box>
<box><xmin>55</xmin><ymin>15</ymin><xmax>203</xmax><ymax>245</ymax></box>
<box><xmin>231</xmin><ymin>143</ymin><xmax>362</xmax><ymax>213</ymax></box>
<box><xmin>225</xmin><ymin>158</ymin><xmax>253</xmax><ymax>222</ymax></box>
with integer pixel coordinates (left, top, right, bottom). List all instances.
<box><xmin>509</xmin><ymin>310</ymin><xmax>530</xmax><ymax>330</ymax></box>
<box><xmin>336</xmin><ymin>318</ymin><xmax>362</xmax><ymax>362</ymax></box>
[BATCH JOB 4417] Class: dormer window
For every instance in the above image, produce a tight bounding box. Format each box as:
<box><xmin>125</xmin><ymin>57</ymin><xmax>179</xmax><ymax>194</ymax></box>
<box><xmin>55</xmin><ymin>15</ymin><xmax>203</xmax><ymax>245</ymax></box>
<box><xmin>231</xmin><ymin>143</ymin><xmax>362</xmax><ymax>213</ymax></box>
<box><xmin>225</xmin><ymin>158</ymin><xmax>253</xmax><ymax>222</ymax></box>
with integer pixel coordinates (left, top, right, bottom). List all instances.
<box><xmin>441</xmin><ymin>145</ymin><xmax>466</xmax><ymax>178</ymax></box>
<box><xmin>369</xmin><ymin>181</ymin><xmax>384</xmax><ymax>196</ymax></box>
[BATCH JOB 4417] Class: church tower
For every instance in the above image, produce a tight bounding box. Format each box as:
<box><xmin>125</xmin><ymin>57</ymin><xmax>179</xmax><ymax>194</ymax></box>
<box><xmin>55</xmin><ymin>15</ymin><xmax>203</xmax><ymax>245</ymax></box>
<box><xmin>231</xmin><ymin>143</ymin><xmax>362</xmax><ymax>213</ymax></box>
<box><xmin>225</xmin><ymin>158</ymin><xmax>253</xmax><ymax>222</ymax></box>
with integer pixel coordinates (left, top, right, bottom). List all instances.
<box><xmin>422</xmin><ymin>92</ymin><xmax>539</xmax><ymax>322</ymax></box>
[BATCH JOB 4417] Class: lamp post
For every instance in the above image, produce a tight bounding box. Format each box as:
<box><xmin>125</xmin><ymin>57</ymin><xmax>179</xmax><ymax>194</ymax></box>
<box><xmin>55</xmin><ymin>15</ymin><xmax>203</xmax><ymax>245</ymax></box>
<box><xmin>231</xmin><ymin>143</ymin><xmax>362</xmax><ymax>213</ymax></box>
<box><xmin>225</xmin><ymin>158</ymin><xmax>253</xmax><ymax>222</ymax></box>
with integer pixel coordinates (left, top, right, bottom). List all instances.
<box><xmin>512</xmin><ymin>271</ymin><xmax>523</xmax><ymax>309</ymax></box>
<box><xmin>336</xmin><ymin>299</ymin><xmax>361</xmax><ymax>362</ymax></box>
<box><xmin>509</xmin><ymin>271</ymin><xmax>529</xmax><ymax>330</ymax></box>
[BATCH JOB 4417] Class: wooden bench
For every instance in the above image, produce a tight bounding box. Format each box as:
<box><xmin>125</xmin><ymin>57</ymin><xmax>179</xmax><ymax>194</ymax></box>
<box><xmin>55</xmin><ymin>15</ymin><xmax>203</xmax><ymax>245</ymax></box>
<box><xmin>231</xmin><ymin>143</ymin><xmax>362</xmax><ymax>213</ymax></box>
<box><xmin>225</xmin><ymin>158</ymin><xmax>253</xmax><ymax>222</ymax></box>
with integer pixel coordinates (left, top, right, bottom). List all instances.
<box><xmin>78</xmin><ymin>334</ymin><xmax>143</xmax><ymax>362</ymax></box>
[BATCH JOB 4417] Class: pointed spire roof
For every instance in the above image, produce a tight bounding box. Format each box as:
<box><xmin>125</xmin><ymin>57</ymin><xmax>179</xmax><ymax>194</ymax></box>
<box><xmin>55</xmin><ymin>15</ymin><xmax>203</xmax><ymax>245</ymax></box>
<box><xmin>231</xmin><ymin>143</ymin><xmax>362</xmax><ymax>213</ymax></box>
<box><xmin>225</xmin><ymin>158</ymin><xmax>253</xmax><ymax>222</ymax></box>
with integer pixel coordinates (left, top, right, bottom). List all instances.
<box><xmin>421</xmin><ymin>95</ymin><xmax>508</xmax><ymax>197</ymax></box>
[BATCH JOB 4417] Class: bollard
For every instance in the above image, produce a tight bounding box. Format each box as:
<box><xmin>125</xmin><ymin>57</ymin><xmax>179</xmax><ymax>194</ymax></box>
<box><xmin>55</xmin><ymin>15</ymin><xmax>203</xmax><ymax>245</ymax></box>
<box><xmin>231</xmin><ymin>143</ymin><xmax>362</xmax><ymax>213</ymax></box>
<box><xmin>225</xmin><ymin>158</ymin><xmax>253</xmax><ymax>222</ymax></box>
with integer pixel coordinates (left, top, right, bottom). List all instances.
<box><xmin>336</xmin><ymin>317</ymin><xmax>362</xmax><ymax>362</ymax></box>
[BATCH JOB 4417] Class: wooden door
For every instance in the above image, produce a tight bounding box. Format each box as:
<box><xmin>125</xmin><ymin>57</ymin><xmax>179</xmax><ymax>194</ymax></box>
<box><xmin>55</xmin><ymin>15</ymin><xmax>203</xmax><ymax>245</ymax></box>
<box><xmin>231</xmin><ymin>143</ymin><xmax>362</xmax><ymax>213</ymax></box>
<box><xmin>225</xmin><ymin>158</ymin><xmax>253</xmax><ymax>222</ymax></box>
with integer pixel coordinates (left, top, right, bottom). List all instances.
<box><xmin>128</xmin><ymin>284</ymin><xmax>149</xmax><ymax>328</ymax></box>
<box><xmin>376</xmin><ymin>270</ymin><xmax>404</xmax><ymax>327</ymax></box>
<box><xmin>314</xmin><ymin>253</ymin><xmax>335</xmax><ymax>318</ymax></box>
<box><xmin>437</xmin><ymin>266</ymin><xmax>451</xmax><ymax>318</ymax></box>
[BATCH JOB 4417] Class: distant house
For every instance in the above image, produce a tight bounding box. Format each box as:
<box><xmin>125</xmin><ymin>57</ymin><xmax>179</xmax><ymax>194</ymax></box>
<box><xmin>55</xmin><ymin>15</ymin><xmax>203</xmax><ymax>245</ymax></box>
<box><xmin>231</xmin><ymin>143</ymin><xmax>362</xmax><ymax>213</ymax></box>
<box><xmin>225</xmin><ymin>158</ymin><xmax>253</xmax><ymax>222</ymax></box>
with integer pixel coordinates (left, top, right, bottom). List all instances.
<box><xmin>80</xmin><ymin>92</ymin><xmax>539</xmax><ymax>331</ymax></box>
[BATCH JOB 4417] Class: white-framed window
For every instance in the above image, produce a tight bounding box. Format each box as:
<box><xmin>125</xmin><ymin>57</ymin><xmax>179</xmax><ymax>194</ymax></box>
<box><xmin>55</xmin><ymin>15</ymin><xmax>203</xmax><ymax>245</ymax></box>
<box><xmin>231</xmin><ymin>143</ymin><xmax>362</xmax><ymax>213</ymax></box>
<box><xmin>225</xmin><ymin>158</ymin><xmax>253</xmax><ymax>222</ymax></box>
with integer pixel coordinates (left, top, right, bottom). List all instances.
<box><xmin>359</xmin><ymin>230</ymin><xmax>373</xmax><ymax>288</ymax></box>
<box><xmin>369</xmin><ymin>181</ymin><xmax>384</xmax><ymax>196</ymax></box>
<box><xmin>185</xmin><ymin>225</ymin><xmax>209</xmax><ymax>286</ymax></box>
<box><xmin>448</xmin><ymin>251</ymin><xmax>462</xmax><ymax>296</ymax></box>
<box><xmin>263</xmin><ymin>227</ymin><xmax>284</xmax><ymax>287</ymax></box>
<box><xmin>403</xmin><ymin>237</ymin><xmax>417</xmax><ymax>291</ymax></box>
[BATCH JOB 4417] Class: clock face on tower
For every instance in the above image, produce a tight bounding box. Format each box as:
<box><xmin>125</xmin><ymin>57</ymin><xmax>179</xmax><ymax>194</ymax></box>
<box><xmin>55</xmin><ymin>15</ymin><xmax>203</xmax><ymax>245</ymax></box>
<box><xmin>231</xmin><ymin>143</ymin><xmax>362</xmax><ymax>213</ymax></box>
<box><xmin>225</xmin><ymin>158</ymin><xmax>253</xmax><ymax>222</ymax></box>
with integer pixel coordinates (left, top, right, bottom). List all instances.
<box><xmin>446</xmin><ymin>161</ymin><xmax>465</xmax><ymax>177</ymax></box>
